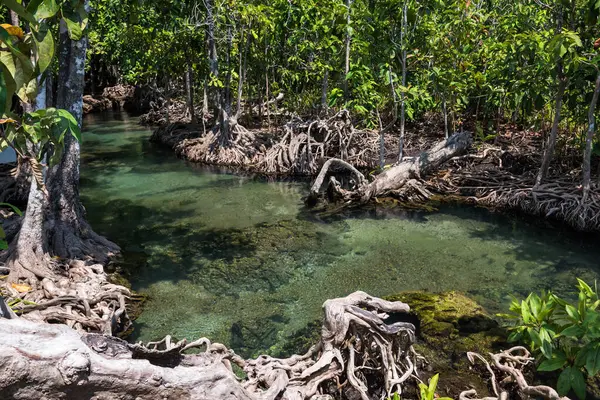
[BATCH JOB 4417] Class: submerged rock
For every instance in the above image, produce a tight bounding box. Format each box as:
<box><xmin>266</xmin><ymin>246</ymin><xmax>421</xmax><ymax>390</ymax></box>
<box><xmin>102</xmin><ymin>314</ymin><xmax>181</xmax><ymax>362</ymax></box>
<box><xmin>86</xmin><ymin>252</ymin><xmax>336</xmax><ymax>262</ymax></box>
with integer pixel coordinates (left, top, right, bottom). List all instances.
<box><xmin>384</xmin><ymin>291</ymin><xmax>508</xmax><ymax>398</ymax></box>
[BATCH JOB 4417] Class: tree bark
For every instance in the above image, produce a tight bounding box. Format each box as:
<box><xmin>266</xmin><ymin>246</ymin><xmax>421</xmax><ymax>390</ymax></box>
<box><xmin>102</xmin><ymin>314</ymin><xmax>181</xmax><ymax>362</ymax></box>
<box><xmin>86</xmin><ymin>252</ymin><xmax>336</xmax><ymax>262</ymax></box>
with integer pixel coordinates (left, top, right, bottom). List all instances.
<box><xmin>362</xmin><ymin>131</ymin><xmax>472</xmax><ymax>201</ymax></box>
<box><xmin>535</xmin><ymin>72</ymin><xmax>567</xmax><ymax>187</ymax></box>
<box><xmin>46</xmin><ymin>7</ymin><xmax>119</xmax><ymax>262</ymax></box>
<box><xmin>321</xmin><ymin>69</ymin><xmax>328</xmax><ymax>116</ymax></box>
<box><xmin>535</xmin><ymin>9</ymin><xmax>565</xmax><ymax>188</ymax></box>
<box><xmin>582</xmin><ymin>72</ymin><xmax>600</xmax><ymax>202</ymax></box>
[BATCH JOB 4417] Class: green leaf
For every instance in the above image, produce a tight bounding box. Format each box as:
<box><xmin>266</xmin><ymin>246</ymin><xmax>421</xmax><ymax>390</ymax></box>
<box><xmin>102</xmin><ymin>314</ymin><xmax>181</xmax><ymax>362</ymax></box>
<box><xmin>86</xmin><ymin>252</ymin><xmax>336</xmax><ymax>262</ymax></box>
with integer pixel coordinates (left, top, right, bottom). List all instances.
<box><xmin>557</xmin><ymin>367</ymin><xmax>572</xmax><ymax>396</ymax></box>
<box><xmin>538</xmin><ymin>357</ymin><xmax>567</xmax><ymax>372</ymax></box>
<box><xmin>428</xmin><ymin>373</ymin><xmax>439</xmax><ymax>394</ymax></box>
<box><xmin>571</xmin><ymin>368</ymin><xmax>586</xmax><ymax>400</ymax></box>
<box><xmin>562</xmin><ymin>324</ymin><xmax>585</xmax><ymax>338</ymax></box>
<box><xmin>33</xmin><ymin>23</ymin><xmax>54</xmax><ymax>75</ymax></box>
<box><xmin>566</xmin><ymin>304</ymin><xmax>580</xmax><ymax>321</ymax></box>
<box><xmin>529</xmin><ymin>328</ymin><xmax>542</xmax><ymax>347</ymax></box>
<box><xmin>56</xmin><ymin>109</ymin><xmax>81</xmax><ymax>141</ymax></box>
<box><xmin>0</xmin><ymin>69</ymin><xmax>7</xmax><ymax>115</ymax></box>
<box><xmin>541</xmin><ymin>339</ymin><xmax>553</xmax><ymax>359</ymax></box>
<box><xmin>61</xmin><ymin>4</ymin><xmax>89</xmax><ymax>41</ymax></box>
<box><xmin>0</xmin><ymin>202</ymin><xmax>22</xmax><ymax>216</ymax></box>
<box><xmin>522</xmin><ymin>300</ymin><xmax>532</xmax><ymax>323</ymax></box>
<box><xmin>2</xmin><ymin>0</ymin><xmax>38</xmax><ymax>25</ymax></box>
<box><xmin>585</xmin><ymin>344</ymin><xmax>600</xmax><ymax>376</ymax></box>
<box><xmin>29</xmin><ymin>0</ymin><xmax>60</xmax><ymax>19</ymax></box>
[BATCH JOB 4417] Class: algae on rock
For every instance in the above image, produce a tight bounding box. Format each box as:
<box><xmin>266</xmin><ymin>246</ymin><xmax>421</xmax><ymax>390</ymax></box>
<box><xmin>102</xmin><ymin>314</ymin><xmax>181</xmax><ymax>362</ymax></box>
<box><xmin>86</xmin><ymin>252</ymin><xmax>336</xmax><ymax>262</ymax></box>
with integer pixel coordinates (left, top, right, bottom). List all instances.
<box><xmin>385</xmin><ymin>291</ymin><xmax>508</xmax><ymax>398</ymax></box>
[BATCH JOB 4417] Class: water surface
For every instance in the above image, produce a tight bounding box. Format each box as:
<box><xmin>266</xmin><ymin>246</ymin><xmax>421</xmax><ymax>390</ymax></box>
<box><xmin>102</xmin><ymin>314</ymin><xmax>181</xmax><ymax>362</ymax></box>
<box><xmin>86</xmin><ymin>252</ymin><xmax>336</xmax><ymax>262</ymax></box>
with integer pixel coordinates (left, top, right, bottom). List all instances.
<box><xmin>81</xmin><ymin>112</ymin><xmax>600</xmax><ymax>357</ymax></box>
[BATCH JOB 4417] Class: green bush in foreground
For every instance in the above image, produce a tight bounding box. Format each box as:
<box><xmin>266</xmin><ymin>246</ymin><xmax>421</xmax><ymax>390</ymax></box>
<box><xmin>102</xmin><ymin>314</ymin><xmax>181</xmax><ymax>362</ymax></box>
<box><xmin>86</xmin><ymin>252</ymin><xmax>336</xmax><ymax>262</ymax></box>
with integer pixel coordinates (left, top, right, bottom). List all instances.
<box><xmin>501</xmin><ymin>279</ymin><xmax>600</xmax><ymax>399</ymax></box>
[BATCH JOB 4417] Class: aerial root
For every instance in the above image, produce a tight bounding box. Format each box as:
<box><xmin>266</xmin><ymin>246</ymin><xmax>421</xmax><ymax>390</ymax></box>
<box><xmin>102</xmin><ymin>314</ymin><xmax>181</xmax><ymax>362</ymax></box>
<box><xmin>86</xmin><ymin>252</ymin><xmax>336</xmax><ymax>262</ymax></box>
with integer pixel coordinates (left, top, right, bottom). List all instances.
<box><xmin>435</xmin><ymin>169</ymin><xmax>600</xmax><ymax>231</ymax></box>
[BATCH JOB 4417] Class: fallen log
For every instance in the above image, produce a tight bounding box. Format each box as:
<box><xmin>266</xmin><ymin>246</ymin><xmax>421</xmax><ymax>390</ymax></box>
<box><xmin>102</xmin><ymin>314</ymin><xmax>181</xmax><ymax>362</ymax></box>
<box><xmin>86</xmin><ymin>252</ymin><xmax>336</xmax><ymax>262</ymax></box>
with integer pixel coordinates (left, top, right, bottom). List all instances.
<box><xmin>307</xmin><ymin>131</ymin><xmax>472</xmax><ymax>206</ymax></box>
<box><xmin>0</xmin><ymin>291</ymin><xmax>418</xmax><ymax>400</ymax></box>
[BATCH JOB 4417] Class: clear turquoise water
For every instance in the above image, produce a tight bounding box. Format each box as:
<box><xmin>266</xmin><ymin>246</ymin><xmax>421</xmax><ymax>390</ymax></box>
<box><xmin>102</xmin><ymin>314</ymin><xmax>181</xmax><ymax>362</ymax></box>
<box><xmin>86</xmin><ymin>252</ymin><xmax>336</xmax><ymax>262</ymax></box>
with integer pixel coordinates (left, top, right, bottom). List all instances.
<box><xmin>81</xmin><ymin>112</ymin><xmax>600</xmax><ymax>357</ymax></box>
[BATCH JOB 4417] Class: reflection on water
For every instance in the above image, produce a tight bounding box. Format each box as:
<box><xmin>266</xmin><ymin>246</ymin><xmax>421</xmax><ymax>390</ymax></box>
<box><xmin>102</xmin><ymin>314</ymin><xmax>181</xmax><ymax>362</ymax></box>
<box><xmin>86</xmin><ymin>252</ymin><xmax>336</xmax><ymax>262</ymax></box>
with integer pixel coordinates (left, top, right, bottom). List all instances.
<box><xmin>81</xmin><ymin>112</ymin><xmax>600</xmax><ymax>358</ymax></box>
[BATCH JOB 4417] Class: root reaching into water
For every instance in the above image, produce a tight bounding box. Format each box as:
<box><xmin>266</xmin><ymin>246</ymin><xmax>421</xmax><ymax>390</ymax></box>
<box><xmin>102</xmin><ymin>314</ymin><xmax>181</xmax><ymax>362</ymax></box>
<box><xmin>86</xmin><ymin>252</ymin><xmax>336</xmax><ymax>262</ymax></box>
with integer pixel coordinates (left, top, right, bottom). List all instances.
<box><xmin>460</xmin><ymin>347</ymin><xmax>569</xmax><ymax>400</ymax></box>
<box><xmin>440</xmin><ymin>170</ymin><xmax>600</xmax><ymax>231</ymax></box>
<box><xmin>151</xmin><ymin>110</ymin><xmax>383</xmax><ymax>175</ymax></box>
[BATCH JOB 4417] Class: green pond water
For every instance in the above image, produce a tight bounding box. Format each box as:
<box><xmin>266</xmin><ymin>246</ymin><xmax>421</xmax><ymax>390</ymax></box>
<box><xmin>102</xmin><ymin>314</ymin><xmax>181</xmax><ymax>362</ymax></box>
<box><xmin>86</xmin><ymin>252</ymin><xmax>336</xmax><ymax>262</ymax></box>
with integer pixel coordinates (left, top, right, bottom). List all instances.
<box><xmin>81</xmin><ymin>112</ymin><xmax>600</xmax><ymax>358</ymax></box>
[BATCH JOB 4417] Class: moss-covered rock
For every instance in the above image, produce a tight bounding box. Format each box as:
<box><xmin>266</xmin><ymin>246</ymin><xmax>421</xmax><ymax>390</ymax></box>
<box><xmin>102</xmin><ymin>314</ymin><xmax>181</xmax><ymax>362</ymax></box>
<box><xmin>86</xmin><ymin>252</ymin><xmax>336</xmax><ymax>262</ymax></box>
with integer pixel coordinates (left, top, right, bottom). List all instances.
<box><xmin>385</xmin><ymin>291</ymin><xmax>508</xmax><ymax>399</ymax></box>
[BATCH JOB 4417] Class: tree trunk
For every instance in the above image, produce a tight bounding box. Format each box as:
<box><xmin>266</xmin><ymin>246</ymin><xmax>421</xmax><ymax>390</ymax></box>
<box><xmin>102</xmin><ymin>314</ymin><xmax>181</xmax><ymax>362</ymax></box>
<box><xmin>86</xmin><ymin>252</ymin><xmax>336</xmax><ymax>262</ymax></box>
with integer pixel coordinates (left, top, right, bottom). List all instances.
<box><xmin>443</xmin><ymin>95</ymin><xmax>449</xmax><ymax>139</ymax></box>
<box><xmin>397</xmin><ymin>1</ymin><xmax>408</xmax><ymax>163</ymax></box>
<box><xmin>309</xmin><ymin>132</ymin><xmax>472</xmax><ymax>206</ymax></box>
<box><xmin>9</xmin><ymin>10</ymin><xmax>18</xmax><ymax>26</ymax></box>
<box><xmin>206</xmin><ymin>0</ymin><xmax>219</xmax><ymax>118</ymax></box>
<box><xmin>362</xmin><ymin>131</ymin><xmax>471</xmax><ymax>201</ymax></box>
<box><xmin>321</xmin><ymin>69</ymin><xmax>328</xmax><ymax>116</ymax></box>
<box><xmin>5</xmin><ymin>52</ymin><xmax>52</xmax><ymax>283</ymax></box>
<box><xmin>535</xmin><ymin>9</ymin><xmax>565</xmax><ymax>187</ymax></box>
<box><xmin>184</xmin><ymin>54</ymin><xmax>196</xmax><ymax>123</ymax></box>
<box><xmin>46</xmin><ymin>9</ymin><xmax>119</xmax><ymax>262</ymax></box>
<box><xmin>343</xmin><ymin>0</ymin><xmax>353</xmax><ymax>103</ymax></box>
<box><xmin>582</xmin><ymin>72</ymin><xmax>600</xmax><ymax>201</ymax></box>
<box><xmin>202</xmin><ymin>78</ymin><xmax>209</xmax><ymax>116</ymax></box>
<box><xmin>535</xmin><ymin>70</ymin><xmax>567</xmax><ymax>187</ymax></box>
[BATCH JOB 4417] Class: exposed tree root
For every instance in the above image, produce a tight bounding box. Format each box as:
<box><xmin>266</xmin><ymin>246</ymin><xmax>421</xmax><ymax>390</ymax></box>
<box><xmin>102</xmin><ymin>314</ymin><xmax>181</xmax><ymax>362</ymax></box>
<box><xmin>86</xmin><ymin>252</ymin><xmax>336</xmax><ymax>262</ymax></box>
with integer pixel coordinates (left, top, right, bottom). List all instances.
<box><xmin>430</xmin><ymin>166</ymin><xmax>600</xmax><ymax>231</ymax></box>
<box><xmin>307</xmin><ymin>132</ymin><xmax>473</xmax><ymax>207</ymax></box>
<box><xmin>1</xmin><ymin>257</ymin><xmax>133</xmax><ymax>336</ymax></box>
<box><xmin>0</xmin><ymin>291</ymin><xmax>421</xmax><ymax>400</ymax></box>
<box><xmin>151</xmin><ymin>110</ymin><xmax>385</xmax><ymax>176</ymax></box>
<box><xmin>0</xmin><ymin>292</ymin><xmax>566</xmax><ymax>400</ymax></box>
<box><xmin>460</xmin><ymin>347</ymin><xmax>569</xmax><ymax>400</ymax></box>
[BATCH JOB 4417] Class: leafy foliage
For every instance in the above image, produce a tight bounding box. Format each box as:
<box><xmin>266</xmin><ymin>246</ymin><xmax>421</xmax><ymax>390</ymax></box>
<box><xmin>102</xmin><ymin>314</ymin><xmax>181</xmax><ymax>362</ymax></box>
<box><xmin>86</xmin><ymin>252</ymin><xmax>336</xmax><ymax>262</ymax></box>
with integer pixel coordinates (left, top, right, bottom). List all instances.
<box><xmin>501</xmin><ymin>279</ymin><xmax>600</xmax><ymax>399</ymax></box>
<box><xmin>1</xmin><ymin>0</ymin><xmax>83</xmax><ymax>187</ymax></box>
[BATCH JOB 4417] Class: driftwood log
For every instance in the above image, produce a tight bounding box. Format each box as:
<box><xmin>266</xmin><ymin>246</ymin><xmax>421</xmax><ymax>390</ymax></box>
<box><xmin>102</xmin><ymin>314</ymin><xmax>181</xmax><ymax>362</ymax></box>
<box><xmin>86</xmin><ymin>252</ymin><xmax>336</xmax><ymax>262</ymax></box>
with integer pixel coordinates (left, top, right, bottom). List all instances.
<box><xmin>0</xmin><ymin>291</ymin><xmax>419</xmax><ymax>400</ymax></box>
<box><xmin>307</xmin><ymin>131</ymin><xmax>473</xmax><ymax>206</ymax></box>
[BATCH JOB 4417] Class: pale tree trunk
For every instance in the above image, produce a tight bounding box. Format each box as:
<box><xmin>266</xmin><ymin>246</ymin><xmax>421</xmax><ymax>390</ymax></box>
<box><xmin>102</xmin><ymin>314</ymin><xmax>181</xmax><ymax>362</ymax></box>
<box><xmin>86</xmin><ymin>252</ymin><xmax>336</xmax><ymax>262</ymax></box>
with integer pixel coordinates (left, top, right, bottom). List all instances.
<box><xmin>184</xmin><ymin>54</ymin><xmax>196</xmax><ymax>123</ymax></box>
<box><xmin>46</xmin><ymin>7</ymin><xmax>118</xmax><ymax>262</ymax></box>
<box><xmin>235</xmin><ymin>25</ymin><xmax>250</xmax><ymax>120</ymax></box>
<box><xmin>321</xmin><ymin>69</ymin><xmax>329</xmax><ymax>116</ymax></box>
<box><xmin>535</xmin><ymin>9</ymin><xmax>565</xmax><ymax>187</ymax></box>
<box><xmin>202</xmin><ymin>78</ymin><xmax>209</xmax><ymax>116</ymax></box>
<box><xmin>343</xmin><ymin>0</ymin><xmax>353</xmax><ymax>103</ymax></box>
<box><xmin>582</xmin><ymin>72</ymin><xmax>600</xmax><ymax>202</ymax></box>
<box><xmin>397</xmin><ymin>1</ymin><xmax>408</xmax><ymax>163</ymax></box>
<box><xmin>535</xmin><ymin>68</ymin><xmax>567</xmax><ymax>187</ymax></box>
<box><xmin>0</xmin><ymin>291</ymin><xmax>418</xmax><ymax>400</ymax></box>
<box><xmin>5</xmin><ymin>38</ymin><xmax>53</xmax><ymax>283</ymax></box>
<box><xmin>206</xmin><ymin>0</ymin><xmax>219</xmax><ymax>118</ymax></box>
<box><xmin>380</xmin><ymin>66</ymin><xmax>398</xmax><ymax>169</ymax></box>
<box><xmin>9</xmin><ymin>10</ymin><xmax>18</xmax><ymax>26</ymax></box>
<box><xmin>443</xmin><ymin>95</ymin><xmax>449</xmax><ymax>139</ymax></box>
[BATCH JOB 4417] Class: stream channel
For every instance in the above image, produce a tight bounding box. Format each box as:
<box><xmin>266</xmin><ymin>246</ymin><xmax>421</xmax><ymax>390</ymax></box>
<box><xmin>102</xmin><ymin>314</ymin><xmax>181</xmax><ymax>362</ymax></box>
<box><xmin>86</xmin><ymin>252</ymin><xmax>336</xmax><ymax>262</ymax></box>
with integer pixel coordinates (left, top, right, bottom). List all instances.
<box><xmin>81</xmin><ymin>111</ymin><xmax>600</xmax><ymax>358</ymax></box>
